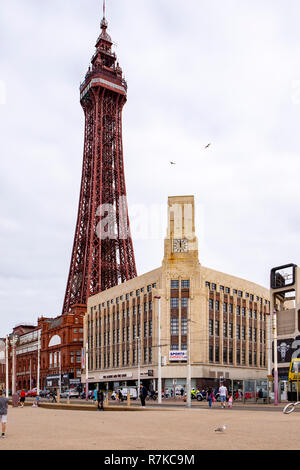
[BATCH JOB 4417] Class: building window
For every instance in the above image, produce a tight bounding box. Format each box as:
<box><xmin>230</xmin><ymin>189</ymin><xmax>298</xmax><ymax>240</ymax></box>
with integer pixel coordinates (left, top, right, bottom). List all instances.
<box><xmin>170</xmin><ymin>344</ymin><xmax>179</xmax><ymax>351</ymax></box>
<box><xmin>209</xmin><ymin>320</ymin><xmax>213</xmax><ymax>336</ymax></box>
<box><xmin>223</xmin><ymin>302</ymin><xmax>228</xmax><ymax>313</ymax></box>
<box><xmin>171</xmin><ymin>298</ymin><xmax>179</xmax><ymax>308</ymax></box>
<box><xmin>242</xmin><ymin>307</ymin><xmax>246</xmax><ymax>317</ymax></box>
<box><xmin>215</xmin><ymin>320</ymin><xmax>220</xmax><ymax>337</ymax></box>
<box><xmin>181</xmin><ymin>298</ymin><xmax>189</xmax><ymax>308</ymax></box>
<box><xmin>229</xmin><ymin>348</ymin><xmax>233</xmax><ymax>364</ymax></box>
<box><xmin>223</xmin><ymin>322</ymin><xmax>227</xmax><ymax>338</ymax></box>
<box><xmin>215</xmin><ymin>346</ymin><xmax>220</xmax><ymax>363</ymax></box>
<box><xmin>149</xmin><ymin>348</ymin><xmax>152</xmax><ymax>363</ymax></box>
<box><xmin>229</xmin><ymin>323</ymin><xmax>233</xmax><ymax>339</ymax></box>
<box><xmin>238</xmin><ymin>291</ymin><xmax>243</xmax><ymax>298</ymax></box>
<box><xmin>236</xmin><ymin>306</ymin><xmax>240</xmax><ymax>316</ymax></box>
<box><xmin>220</xmin><ymin>285</ymin><xmax>224</xmax><ymax>291</ymax></box>
<box><xmin>229</xmin><ymin>304</ymin><xmax>233</xmax><ymax>314</ymax></box>
<box><xmin>144</xmin><ymin>322</ymin><xmax>148</xmax><ymax>338</ymax></box>
<box><xmin>181</xmin><ymin>319</ymin><xmax>188</xmax><ymax>335</ymax></box>
<box><xmin>209</xmin><ymin>299</ymin><xmax>213</xmax><ymax>311</ymax></box>
<box><xmin>236</xmin><ymin>325</ymin><xmax>240</xmax><ymax>340</ymax></box>
<box><xmin>211</xmin><ymin>284</ymin><xmax>216</xmax><ymax>291</ymax></box>
<box><xmin>171</xmin><ymin>318</ymin><xmax>179</xmax><ymax>335</ymax></box>
<box><xmin>223</xmin><ymin>348</ymin><xmax>227</xmax><ymax>364</ymax></box>
<box><xmin>225</xmin><ymin>287</ymin><xmax>230</xmax><ymax>294</ymax></box>
<box><xmin>209</xmin><ymin>346</ymin><xmax>213</xmax><ymax>363</ymax></box>
<box><xmin>215</xmin><ymin>301</ymin><xmax>220</xmax><ymax>312</ymax></box>
<box><xmin>206</xmin><ymin>282</ymin><xmax>210</xmax><ymax>288</ymax></box>
<box><xmin>242</xmin><ymin>326</ymin><xmax>246</xmax><ymax>340</ymax></box>
<box><xmin>149</xmin><ymin>320</ymin><xmax>152</xmax><ymax>337</ymax></box>
<box><xmin>181</xmin><ymin>280</ymin><xmax>190</xmax><ymax>288</ymax></box>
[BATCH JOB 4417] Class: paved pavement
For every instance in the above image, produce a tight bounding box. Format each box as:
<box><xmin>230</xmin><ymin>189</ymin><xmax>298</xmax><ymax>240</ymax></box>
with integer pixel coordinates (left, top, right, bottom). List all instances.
<box><xmin>1</xmin><ymin>401</ymin><xmax>300</xmax><ymax>450</ymax></box>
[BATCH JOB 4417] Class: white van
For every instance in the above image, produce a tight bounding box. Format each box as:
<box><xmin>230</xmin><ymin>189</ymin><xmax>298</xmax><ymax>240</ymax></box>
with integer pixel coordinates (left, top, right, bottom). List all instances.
<box><xmin>120</xmin><ymin>387</ymin><xmax>138</xmax><ymax>400</ymax></box>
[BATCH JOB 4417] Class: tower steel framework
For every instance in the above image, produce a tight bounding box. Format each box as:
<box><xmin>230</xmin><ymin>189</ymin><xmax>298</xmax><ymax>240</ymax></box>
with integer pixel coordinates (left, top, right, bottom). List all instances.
<box><xmin>63</xmin><ymin>8</ymin><xmax>137</xmax><ymax>313</ymax></box>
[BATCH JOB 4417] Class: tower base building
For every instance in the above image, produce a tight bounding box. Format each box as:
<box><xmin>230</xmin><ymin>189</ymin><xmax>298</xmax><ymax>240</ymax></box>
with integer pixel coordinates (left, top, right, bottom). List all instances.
<box><xmin>83</xmin><ymin>196</ymin><xmax>270</xmax><ymax>395</ymax></box>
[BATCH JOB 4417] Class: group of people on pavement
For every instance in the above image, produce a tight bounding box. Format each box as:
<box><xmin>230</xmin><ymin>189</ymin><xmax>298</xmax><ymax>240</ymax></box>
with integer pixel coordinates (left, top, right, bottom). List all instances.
<box><xmin>206</xmin><ymin>384</ymin><xmax>233</xmax><ymax>409</ymax></box>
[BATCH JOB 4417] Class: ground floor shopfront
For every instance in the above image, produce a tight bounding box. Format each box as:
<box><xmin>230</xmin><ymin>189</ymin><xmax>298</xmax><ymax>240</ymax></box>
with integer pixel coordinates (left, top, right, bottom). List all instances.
<box><xmin>81</xmin><ymin>364</ymin><xmax>272</xmax><ymax>402</ymax></box>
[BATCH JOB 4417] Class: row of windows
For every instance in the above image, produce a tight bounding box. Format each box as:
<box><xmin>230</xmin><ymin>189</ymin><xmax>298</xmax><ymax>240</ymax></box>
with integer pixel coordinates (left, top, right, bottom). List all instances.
<box><xmin>170</xmin><ymin>318</ymin><xmax>188</xmax><ymax>335</ymax></box>
<box><xmin>170</xmin><ymin>298</ymin><xmax>189</xmax><ymax>308</ymax></box>
<box><xmin>90</xmin><ymin>320</ymin><xmax>153</xmax><ymax>349</ymax></box>
<box><xmin>209</xmin><ymin>300</ymin><xmax>267</xmax><ymax>320</ymax></box>
<box><xmin>206</xmin><ymin>282</ymin><xmax>269</xmax><ymax>305</ymax></box>
<box><xmin>171</xmin><ymin>280</ymin><xmax>190</xmax><ymax>289</ymax></box>
<box><xmin>90</xmin><ymin>302</ymin><xmax>153</xmax><ymax>326</ymax></box>
<box><xmin>209</xmin><ymin>320</ymin><xmax>266</xmax><ymax>342</ymax></box>
<box><xmin>91</xmin><ymin>347</ymin><xmax>153</xmax><ymax>370</ymax></box>
<box><xmin>209</xmin><ymin>346</ymin><xmax>266</xmax><ymax>366</ymax></box>
<box><xmin>93</xmin><ymin>284</ymin><xmax>157</xmax><ymax>312</ymax></box>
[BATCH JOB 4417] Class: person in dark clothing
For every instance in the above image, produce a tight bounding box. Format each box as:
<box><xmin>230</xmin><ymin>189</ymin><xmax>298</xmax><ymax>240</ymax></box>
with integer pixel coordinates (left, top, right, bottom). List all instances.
<box><xmin>97</xmin><ymin>389</ymin><xmax>104</xmax><ymax>411</ymax></box>
<box><xmin>140</xmin><ymin>385</ymin><xmax>147</xmax><ymax>407</ymax></box>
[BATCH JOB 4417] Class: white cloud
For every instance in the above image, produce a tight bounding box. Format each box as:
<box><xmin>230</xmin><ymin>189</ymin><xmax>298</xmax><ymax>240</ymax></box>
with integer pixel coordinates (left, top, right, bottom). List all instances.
<box><xmin>1</xmin><ymin>0</ymin><xmax>300</xmax><ymax>335</ymax></box>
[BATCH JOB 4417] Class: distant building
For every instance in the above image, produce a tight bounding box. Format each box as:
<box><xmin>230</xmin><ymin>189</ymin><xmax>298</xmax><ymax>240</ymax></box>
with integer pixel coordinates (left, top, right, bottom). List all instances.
<box><xmin>83</xmin><ymin>195</ymin><xmax>270</xmax><ymax>393</ymax></box>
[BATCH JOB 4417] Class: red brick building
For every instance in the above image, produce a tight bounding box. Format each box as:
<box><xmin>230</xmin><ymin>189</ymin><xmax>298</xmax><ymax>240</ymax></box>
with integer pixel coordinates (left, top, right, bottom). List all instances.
<box><xmin>39</xmin><ymin>304</ymin><xmax>85</xmax><ymax>391</ymax></box>
<box><xmin>0</xmin><ymin>304</ymin><xmax>86</xmax><ymax>393</ymax></box>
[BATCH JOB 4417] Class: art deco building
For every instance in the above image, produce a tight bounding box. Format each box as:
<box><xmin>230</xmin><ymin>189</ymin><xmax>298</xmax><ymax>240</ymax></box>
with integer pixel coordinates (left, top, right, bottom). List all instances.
<box><xmin>83</xmin><ymin>196</ymin><xmax>270</xmax><ymax>392</ymax></box>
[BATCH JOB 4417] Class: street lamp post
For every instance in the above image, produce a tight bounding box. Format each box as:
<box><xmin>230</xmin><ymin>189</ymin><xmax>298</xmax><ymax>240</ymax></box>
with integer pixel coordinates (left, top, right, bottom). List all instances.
<box><xmin>37</xmin><ymin>331</ymin><xmax>41</xmax><ymax>396</ymax></box>
<box><xmin>5</xmin><ymin>335</ymin><xmax>9</xmax><ymax>398</ymax></box>
<box><xmin>137</xmin><ymin>337</ymin><xmax>141</xmax><ymax>392</ymax></box>
<box><xmin>273</xmin><ymin>309</ymin><xmax>278</xmax><ymax>406</ymax></box>
<box><xmin>85</xmin><ymin>341</ymin><xmax>89</xmax><ymax>400</ymax></box>
<box><xmin>186</xmin><ymin>300</ymin><xmax>192</xmax><ymax>409</ymax></box>
<box><xmin>154</xmin><ymin>296</ymin><xmax>162</xmax><ymax>405</ymax></box>
<box><xmin>11</xmin><ymin>336</ymin><xmax>17</xmax><ymax>396</ymax></box>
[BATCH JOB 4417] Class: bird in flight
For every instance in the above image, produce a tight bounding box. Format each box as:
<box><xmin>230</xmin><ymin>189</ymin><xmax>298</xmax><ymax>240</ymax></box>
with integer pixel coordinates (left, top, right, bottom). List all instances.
<box><xmin>215</xmin><ymin>425</ymin><xmax>227</xmax><ymax>433</ymax></box>
<box><xmin>170</xmin><ymin>161</ymin><xmax>176</xmax><ymax>165</ymax></box>
<box><xmin>205</xmin><ymin>143</ymin><xmax>211</xmax><ymax>149</ymax></box>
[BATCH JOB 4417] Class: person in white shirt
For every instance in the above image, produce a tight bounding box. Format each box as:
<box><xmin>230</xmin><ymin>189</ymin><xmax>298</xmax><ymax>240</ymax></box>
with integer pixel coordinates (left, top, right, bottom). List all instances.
<box><xmin>219</xmin><ymin>384</ymin><xmax>228</xmax><ymax>409</ymax></box>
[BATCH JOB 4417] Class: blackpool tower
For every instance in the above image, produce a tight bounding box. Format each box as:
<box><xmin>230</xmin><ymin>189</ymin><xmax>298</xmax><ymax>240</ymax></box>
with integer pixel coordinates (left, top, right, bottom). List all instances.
<box><xmin>63</xmin><ymin>2</ymin><xmax>137</xmax><ymax>313</ymax></box>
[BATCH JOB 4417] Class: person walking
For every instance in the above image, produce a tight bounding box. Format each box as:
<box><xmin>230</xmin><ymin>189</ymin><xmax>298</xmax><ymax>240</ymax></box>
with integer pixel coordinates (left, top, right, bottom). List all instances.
<box><xmin>20</xmin><ymin>390</ymin><xmax>26</xmax><ymax>408</ymax></box>
<box><xmin>0</xmin><ymin>390</ymin><xmax>8</xmax><ymax>438</ymax></box>
<box><xmin>97</xmin><ymin>389</ymin><xmax>104</xmax><ymax>411</ymax></box>
<box><xmin>219</xmin><ymin>383</ymin><xmax>228</xmax><ymax>409</ymax></box>
<box><xmin>228</xmin><ymin>393</ymin><xmax>233</xmax><ymax>409</ymax></box>
<box><xmin>140</xmin><ymin>385</ymin><xmax>147</xmax><ymax>407</ymax></box>
<box><xmin>207</xmin><ymin>388</ymin><xmax>215</xmax><ymax>408</ymax></box>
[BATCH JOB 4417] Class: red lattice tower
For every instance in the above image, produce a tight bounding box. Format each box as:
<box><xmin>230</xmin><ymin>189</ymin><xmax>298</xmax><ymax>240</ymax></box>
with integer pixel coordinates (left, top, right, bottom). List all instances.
<box><xmin>63</xmin><ymin>7</ymin><xmax>137</xmax><ymax>313</ymax></box>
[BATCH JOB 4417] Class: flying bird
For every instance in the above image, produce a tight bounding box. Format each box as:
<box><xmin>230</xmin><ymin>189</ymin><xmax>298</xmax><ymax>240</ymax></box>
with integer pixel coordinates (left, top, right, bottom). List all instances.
<box><xmin>205</xmin><ymin>143</ymin><xmax>211</xmax><ymax>149</ymax></box>
<box><xmin>215</xmin><ymin>425</ymin><xmax>227</xmax><ymax>433</ymax></box>
<box><xmin>170</xmin><ymin>161</ymin><xmax>176</xmax><ymax>165</ymax></box>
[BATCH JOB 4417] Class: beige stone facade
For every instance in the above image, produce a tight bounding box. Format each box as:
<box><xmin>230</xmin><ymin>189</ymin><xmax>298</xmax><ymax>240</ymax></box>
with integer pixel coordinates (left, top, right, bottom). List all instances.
<box><xmin>83</xmin><ymin>196</ymin><xmax>270</xmax><ymax>391</ymax></box>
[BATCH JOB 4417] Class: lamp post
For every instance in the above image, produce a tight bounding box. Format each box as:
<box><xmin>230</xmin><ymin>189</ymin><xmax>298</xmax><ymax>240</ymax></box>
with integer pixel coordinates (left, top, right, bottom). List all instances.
<box><xmin>37</xmin><ymin>330</ymin><xmax>41</xmax><ymax>396</ymax></box>
<box><xmin>186</xmin><ymin>300</ymin><xmax>192</xmax><ymax>409</ymax></box>
<box><xmin>5</xmin><ymin>335</ymin><xmax>9</xmax><ymax>398</ymax></box>
<box><xmin>85</xmin><ymin>341</ymin><xmax>89</xmax><ymax>400</ymax></box>
<box><xmin>11</xmin><ymin>335</ymin><xmax>17</xmax><ymax>396</ymax></box>
<box><xmin>137</xmin><ymin>337</ymin><xmax>141</xmax><ymax>392</ymax></box>
<box><xmin>273</xmin><ymin>309</ymin><xmax>278</xmax><ymax>406</ymax></box>
<box><xmin>154</xmin><ymin>296</ymin><xmax>162</xmax><ymax>405</ymax></box>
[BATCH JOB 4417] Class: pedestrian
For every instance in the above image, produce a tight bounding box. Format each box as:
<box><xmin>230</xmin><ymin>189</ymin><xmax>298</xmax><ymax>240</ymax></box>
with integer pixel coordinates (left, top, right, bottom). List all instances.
<box><xmin>140</xmin><ymin>385</ymin><xmax>147</xmax><ymax>407</ymax></box>
<box><xmin>119</xmin><ymin>389</ymin><xmax>123</xmax><ymax>402</ymax></box>
<box><xmin>180</xmin><ymin>387</ymin><xmax>184</xmax><ymax>397</ymax></box>
<box><xmin>97</xmin><ymin>389</ymin><xmax>104</xmax><ymax>411</ymax></box>
<box><xmin>0</xmin><ymin>390</ymin><xmax>8</xmax><ymax>438</ymax></box>
<box><xmin>228</xmin><ymin>393</ymin><xmax>233</xmax><ymax>409</ymax></box>
<box><xmin>207</xmin><ymin>387</ymin><xmax>215</xmax><ymax>408</ymax></box>
<box><xmin>20</xmin><ymin>389</ymin><xmax>26</xmax><ymax>408</ymax></box>
<box><xmin>93</xmin><ymin>388</ymin><xmax>98</xmax><ymax>403</ymax></box>
<box><xmin>219</xmin><ymin>383</ymin><xmax>228</xmax><ymax>409</ymax></box>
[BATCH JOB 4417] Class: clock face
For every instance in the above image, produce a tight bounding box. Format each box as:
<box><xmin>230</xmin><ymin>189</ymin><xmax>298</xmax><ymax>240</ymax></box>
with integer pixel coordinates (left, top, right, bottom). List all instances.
<box><xmin>173</xmin><ymin>239</ymin><xmax>188</xmax><ymax>253</ymax></box>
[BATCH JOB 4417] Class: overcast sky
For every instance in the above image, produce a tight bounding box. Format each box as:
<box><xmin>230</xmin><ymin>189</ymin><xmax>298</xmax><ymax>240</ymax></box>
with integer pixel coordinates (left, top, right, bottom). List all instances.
<box><xmin>1</xmin><ymin>0</ymin><xmax>300</xmax><ymax>337</ymax></box>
